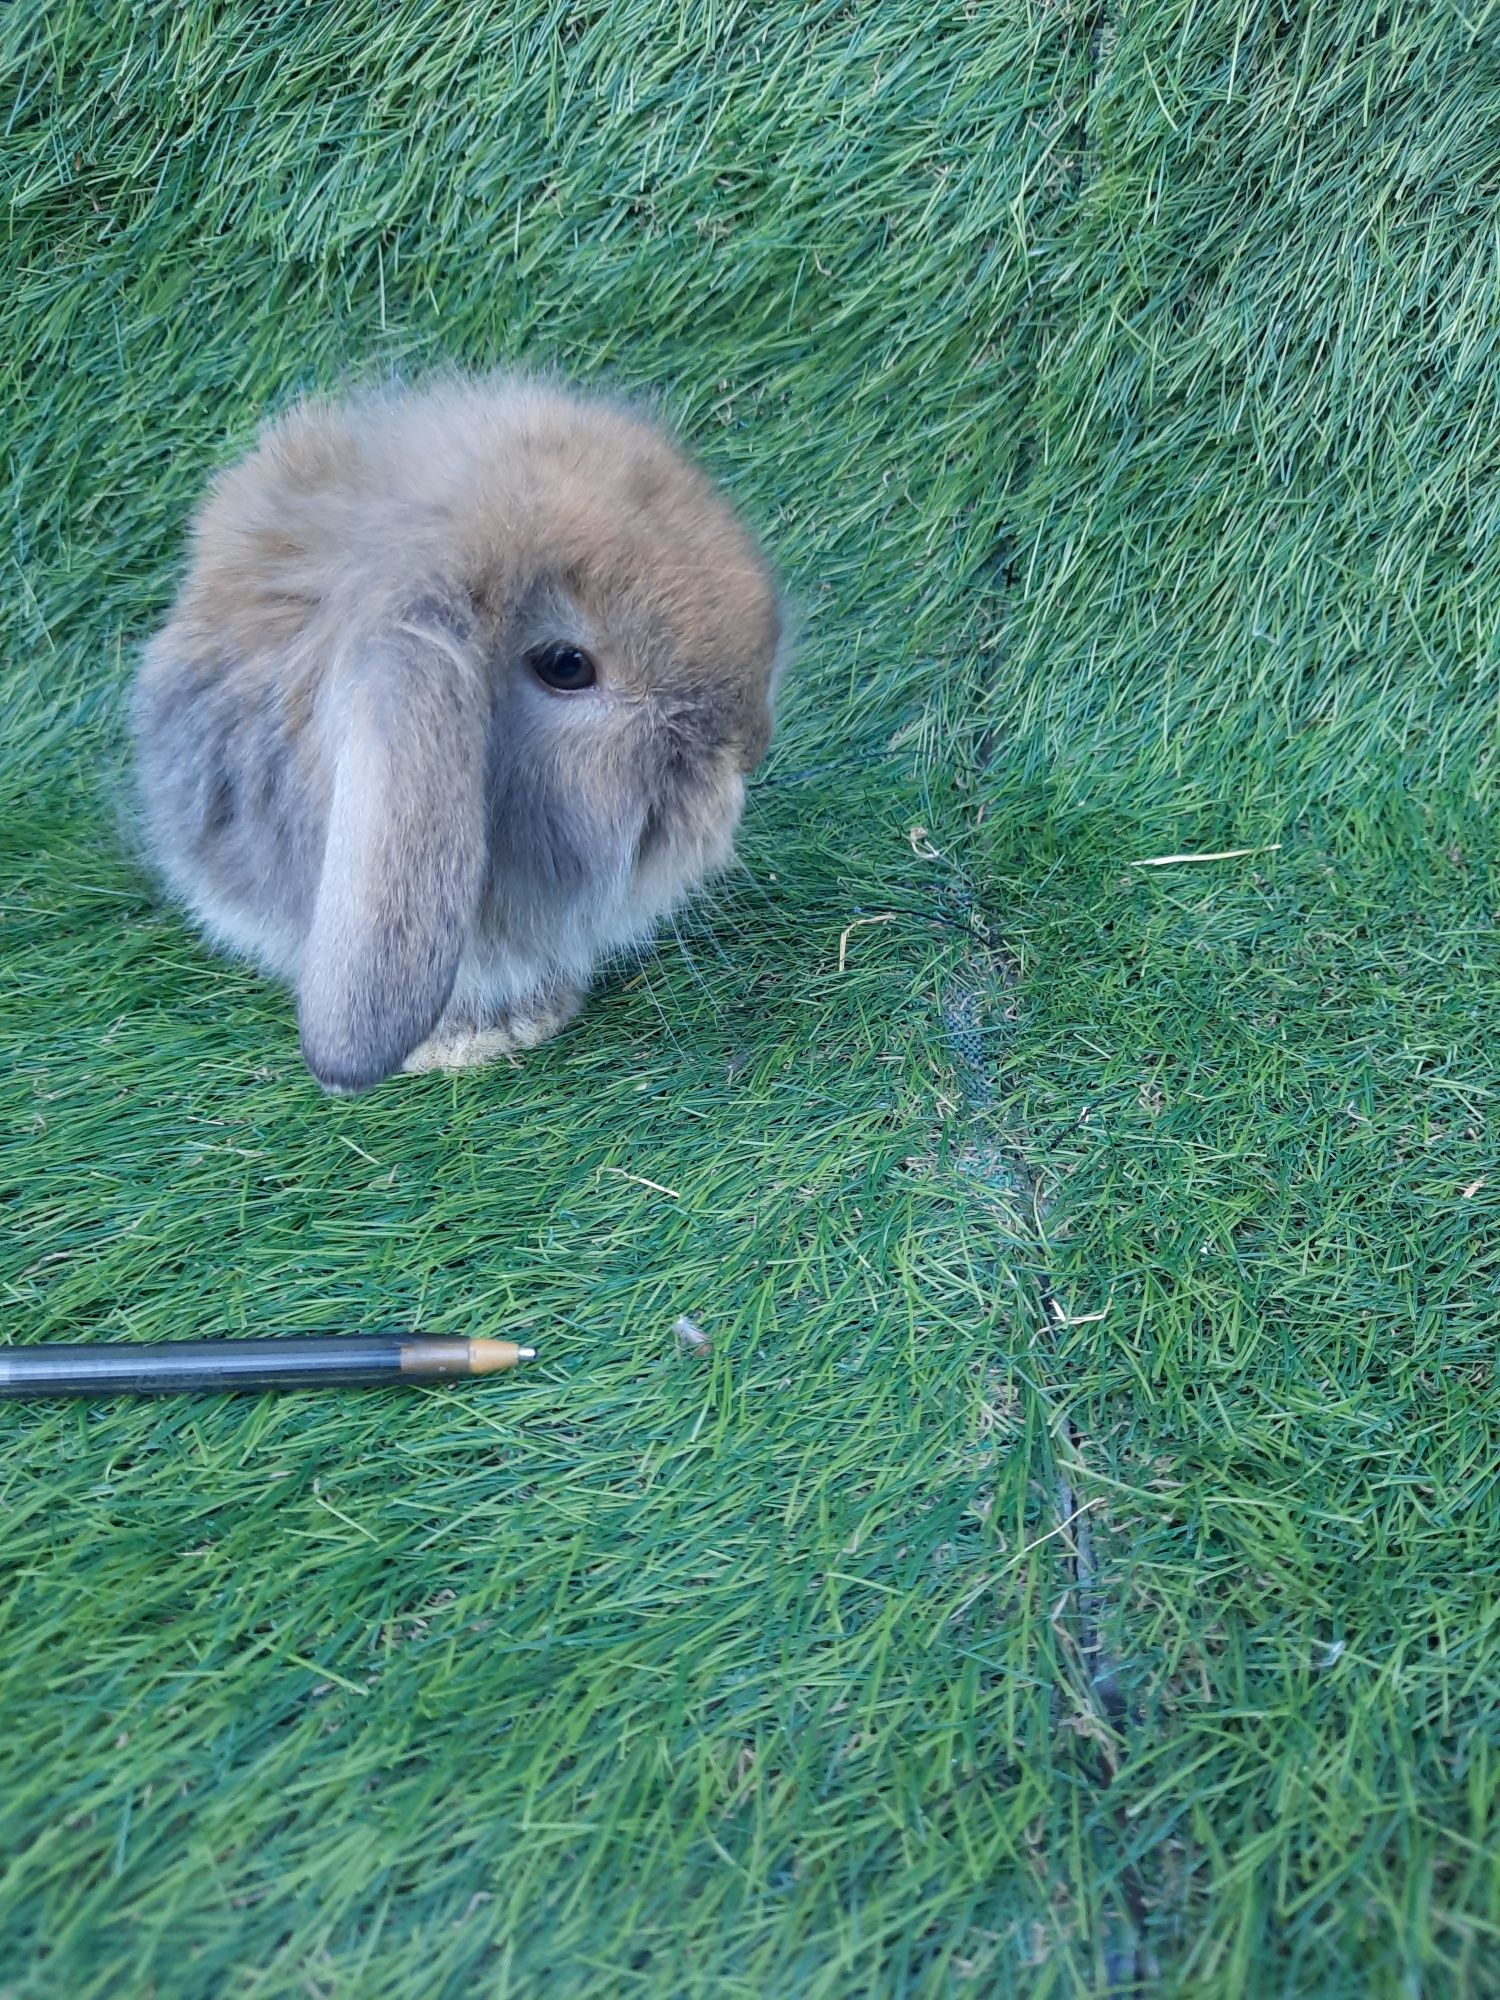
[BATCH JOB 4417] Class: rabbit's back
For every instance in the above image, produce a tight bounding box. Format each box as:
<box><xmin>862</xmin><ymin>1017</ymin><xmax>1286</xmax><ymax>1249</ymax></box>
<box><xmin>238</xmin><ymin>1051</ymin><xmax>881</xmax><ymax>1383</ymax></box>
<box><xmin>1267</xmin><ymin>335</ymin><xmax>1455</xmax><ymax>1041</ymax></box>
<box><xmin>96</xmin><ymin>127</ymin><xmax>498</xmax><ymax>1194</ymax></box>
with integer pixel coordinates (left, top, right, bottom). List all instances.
<box><xmin>132</xmin><ymin>402</ymin><xmax>384</xmax><ymax>972</ymax></box>
<box><xmin>133</xmin><ymin>389</ymin><xmax>485</xmax><ymax>968</ymax></box>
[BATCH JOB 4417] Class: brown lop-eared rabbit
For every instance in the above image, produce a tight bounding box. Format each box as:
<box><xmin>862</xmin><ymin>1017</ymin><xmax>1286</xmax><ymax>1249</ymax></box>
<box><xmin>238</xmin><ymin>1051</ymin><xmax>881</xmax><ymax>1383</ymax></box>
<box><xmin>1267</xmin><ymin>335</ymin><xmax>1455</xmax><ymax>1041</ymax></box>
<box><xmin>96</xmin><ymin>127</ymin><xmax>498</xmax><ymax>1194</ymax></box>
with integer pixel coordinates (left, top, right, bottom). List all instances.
<box><xmin>132</xmin><ymin>374</ymin><xmax>785</xmax><ymax>1094</ymax></box>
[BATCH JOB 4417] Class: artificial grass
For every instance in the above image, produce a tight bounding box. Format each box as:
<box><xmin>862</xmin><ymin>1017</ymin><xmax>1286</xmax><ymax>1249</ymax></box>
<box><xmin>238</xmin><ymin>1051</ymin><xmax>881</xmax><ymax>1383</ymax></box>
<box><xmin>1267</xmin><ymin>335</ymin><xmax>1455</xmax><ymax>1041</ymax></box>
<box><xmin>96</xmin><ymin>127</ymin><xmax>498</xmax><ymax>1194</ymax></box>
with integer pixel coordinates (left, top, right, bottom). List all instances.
<box><xmin>3</xmin><ymin>2</ymin><xmax>1498</xmax><ymax>1995</ymax></box>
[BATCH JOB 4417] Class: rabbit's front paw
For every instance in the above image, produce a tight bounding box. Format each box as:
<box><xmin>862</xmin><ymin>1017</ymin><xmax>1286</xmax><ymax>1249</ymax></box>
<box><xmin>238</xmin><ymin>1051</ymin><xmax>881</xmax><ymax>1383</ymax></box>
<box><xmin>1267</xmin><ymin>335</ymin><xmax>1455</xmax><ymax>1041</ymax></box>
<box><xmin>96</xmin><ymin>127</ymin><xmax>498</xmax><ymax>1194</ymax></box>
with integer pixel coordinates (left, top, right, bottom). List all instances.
<box><xmin>401</xmin><ymin>987</ymin><xmax>583</xmax><ymax>1075</ymax></box>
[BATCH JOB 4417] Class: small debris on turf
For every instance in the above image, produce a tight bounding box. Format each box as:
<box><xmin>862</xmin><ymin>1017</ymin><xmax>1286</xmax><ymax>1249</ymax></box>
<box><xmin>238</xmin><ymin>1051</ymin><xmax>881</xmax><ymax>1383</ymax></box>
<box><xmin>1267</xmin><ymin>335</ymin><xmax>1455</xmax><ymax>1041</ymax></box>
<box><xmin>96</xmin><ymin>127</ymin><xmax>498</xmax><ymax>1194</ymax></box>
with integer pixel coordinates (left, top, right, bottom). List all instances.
<box><xmin>674</xmin><ymin>1316</ymin><xmax>711</xmax><ymax>1355</ymax></box>
<box><xmin>1129</xmin><ymin>843</ymin><xmax>1281</xmax><ymax>867</ymax></box>
<box><xmin>837</xmin><ymin>912</ymin><xmax>896</xmax><ymax>973</ymax></box>
<box><xmin>603</xmin><ymin>1167</ymin><xmax>680</xmax><ymax>1200</ymax></box>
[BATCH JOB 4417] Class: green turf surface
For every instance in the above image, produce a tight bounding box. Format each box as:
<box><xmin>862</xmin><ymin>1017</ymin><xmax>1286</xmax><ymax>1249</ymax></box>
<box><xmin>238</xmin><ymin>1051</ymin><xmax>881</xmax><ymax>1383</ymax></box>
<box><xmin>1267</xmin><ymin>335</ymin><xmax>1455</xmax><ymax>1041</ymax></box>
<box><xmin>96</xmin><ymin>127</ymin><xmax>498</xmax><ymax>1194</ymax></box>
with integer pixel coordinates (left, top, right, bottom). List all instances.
<box><xmin>3</xmin><ymin>2</ymin><xmax>1497</xmax><ymax>1993</ymax></box>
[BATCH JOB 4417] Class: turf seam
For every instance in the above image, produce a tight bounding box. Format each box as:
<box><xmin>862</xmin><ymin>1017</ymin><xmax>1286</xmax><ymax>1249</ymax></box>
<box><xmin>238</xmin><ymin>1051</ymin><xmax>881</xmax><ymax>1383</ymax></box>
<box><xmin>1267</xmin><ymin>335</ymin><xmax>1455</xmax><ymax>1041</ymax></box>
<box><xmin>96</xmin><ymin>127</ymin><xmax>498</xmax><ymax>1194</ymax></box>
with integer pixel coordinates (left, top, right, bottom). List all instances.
<box><xmin>941</xmin><ymin>904</ymin><xmax>1155</xmax><ymax>1993</ymax></box>
<box><xmin>951</xmin><ymin>7</ymin><xmax>1156</xmax><ymax>1979</ymax></box>
<box><xmin>1070</xmin><ymin>0</ymin><xmax>1112</xmax><ymax>196</ymax></box>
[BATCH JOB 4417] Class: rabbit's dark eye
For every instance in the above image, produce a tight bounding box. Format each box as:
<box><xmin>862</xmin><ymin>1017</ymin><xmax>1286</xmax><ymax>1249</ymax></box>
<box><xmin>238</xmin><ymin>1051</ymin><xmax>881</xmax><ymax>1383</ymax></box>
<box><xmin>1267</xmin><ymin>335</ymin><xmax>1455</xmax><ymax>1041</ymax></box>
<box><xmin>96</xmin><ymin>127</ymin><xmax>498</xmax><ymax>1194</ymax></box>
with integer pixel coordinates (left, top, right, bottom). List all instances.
<box><xmin>528</xmin><ymin>643</ymin><xmax>597</xmax><ymax>692</ymax></box>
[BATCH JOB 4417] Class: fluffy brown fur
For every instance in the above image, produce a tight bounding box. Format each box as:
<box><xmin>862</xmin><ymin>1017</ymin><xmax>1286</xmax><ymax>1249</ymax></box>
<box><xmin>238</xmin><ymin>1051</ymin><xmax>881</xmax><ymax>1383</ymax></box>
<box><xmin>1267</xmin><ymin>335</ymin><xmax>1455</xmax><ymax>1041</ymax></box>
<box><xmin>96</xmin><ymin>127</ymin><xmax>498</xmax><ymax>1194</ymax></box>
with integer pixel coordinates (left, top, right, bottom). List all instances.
<box><xmin>132</xmin><ymin>374</ymin><xmax>784</xmax><ymax>1093</ymax></box>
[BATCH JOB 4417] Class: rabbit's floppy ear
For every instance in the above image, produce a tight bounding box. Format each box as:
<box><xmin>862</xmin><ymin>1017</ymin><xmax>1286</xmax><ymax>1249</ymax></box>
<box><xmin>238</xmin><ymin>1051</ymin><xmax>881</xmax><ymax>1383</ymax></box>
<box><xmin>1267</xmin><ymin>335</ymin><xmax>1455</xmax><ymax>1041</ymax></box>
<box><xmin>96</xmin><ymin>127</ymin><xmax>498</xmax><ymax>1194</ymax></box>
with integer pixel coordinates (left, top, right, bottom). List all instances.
<box><xmin>297</xmin><ymin>600</ymin><xmax>488</xmax><ymax>1094</ymax></box>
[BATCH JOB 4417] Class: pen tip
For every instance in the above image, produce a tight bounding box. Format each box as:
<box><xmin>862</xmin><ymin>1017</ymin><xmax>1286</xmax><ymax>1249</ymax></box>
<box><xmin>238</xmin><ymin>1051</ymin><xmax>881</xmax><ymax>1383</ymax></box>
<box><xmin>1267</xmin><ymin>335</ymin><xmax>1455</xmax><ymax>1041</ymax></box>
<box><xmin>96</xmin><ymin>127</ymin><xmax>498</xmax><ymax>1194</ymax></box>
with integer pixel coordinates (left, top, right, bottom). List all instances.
<box><xmin>465</xmin><ymin>1338</ymin><xmax>538</xmax><ymax>1374</ymax></box>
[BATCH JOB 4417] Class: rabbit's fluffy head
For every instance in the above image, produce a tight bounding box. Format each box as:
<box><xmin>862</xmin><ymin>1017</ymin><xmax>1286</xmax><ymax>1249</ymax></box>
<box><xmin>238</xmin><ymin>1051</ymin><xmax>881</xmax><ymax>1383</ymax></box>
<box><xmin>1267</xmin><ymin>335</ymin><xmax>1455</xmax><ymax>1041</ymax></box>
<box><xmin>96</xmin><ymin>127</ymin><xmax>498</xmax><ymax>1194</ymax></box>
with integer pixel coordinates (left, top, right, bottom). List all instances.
<box><xmin>449</xmin><ymin>383</ymin><xmax>783</xmax><ymax>939</ymax></box>
<box><xmin>136</xmin><ymin>375</ymin><xmax>786</xmax><ymax>1091</ymax></box>
<box><xmin>242</xmin><ymin>379</ymin><xmax>781</xmax><ymax>915</ymax></box>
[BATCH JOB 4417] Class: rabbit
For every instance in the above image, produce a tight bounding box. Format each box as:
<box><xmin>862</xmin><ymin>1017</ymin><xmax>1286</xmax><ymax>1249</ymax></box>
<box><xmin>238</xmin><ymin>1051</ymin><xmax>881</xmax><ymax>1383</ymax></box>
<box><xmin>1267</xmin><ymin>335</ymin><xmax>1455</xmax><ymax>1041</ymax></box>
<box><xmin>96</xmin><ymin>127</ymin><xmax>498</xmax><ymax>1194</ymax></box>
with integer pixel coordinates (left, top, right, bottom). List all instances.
<box><xmin>131</xmin><ymin>372</ymin><xmax>785</xmax><ymax>1094</ymax></box>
